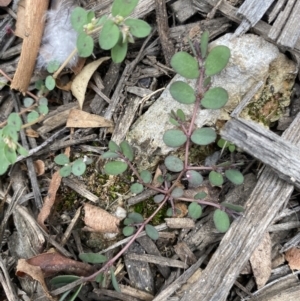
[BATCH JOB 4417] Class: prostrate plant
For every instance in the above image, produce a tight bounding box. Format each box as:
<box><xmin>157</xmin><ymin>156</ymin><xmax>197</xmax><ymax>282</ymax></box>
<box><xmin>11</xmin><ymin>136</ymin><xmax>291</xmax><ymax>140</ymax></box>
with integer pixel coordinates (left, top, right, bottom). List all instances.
<box><xmin>102</xmin><ymin>31</ymin><xmax>245</xmax><ymax>233</ymax></box>
<box><xmin>70</xmin><ymin>0</ymin><xmax>151</xmax><ymax>63</ymax></box>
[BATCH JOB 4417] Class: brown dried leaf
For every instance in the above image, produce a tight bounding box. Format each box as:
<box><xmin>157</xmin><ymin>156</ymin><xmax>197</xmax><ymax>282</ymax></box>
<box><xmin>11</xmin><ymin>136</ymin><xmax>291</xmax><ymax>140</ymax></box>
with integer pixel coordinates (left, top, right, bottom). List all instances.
<box><xmin>71</xmin><ymin>57</ymin><xmax>110</xmax><ymax>109</ymax></box>
<box><xmin>25</xmin><ymin>251</ymin><xmax>95</xmax><ymax>277</ymax></box>
<box><xmin>66</xmin><ymin>109</ymin><xmax>114</xmax><ymax>128</ymax></box>
<box><xmin>250</xmin><ymin>232</ymin><xmax>271</xmax><ymax>289</ymax></box>
<box><xmin>34</xmin><ymin>159</ymin><xmax>45</xmax><ymax>176</ymax></box>
<box><xmin>0</xmin><ymin>0</ymin><xmax>12</xmax><ymax>7</ymax></box>
<box><xmin>83</xmin><ymin>203</ymin><xmax>120</xmax><ymax>233</ymax></box>
<box><xmin>25</xmin><ymin>127</ymin><xmax>39</xmax><ymax>138</ymax></box>
<box><xmin>16</xmin><ymin>259</ymin><xmax>54</xmax><ymax>301</ymax></box>
<box><xmin>285</xmin><ymin>247</ymin><xmax>300</xmax><ymax>270</ymax></box>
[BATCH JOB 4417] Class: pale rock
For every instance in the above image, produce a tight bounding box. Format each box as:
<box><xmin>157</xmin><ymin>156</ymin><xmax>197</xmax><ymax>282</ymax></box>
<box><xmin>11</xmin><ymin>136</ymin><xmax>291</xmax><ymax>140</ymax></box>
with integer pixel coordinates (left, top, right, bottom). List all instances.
<box><xmin>127</xmin><ymin>34</ymin><xmax>297</xmax><ymax>170</ymax></box>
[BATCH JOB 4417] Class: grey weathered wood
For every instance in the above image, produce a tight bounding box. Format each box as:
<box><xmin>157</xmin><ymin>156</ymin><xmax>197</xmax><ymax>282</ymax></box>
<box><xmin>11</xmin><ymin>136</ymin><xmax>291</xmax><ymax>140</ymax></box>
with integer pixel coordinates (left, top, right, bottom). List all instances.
<box><xmin>170</xmin><ymin>0</ymin><xmax>197</xmax><ymax>23</ymax></box>
<box><xmin>179</xmin><ymin>113</ymin><xmax>300</xmax><ymax>300</ymax></box>
<box><xmin>268</xmin><ymin>0</ymin><xmax>288</xmax><ymax>23</ymax></box>
<box><xmin>221</xmin><ymin>117</ymin><xmax>300</xmax><ymax>189</ymax></box>
<box><xmin>277</xmin><ymin>0</ymin><xmax>300</xmax><ymax>48</ymax></box>
<box><xmin>268</xmin><ymin>0</ymin><xmax>295</xmax><ymax>40</ymax></box>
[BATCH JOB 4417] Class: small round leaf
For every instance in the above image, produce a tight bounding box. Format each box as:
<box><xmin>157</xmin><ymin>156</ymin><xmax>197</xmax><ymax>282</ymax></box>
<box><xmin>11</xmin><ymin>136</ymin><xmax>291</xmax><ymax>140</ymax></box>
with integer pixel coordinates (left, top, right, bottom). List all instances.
<box><xmin>171</xmin><ymin>187</ymin><xmax>184</xmax><ymax>198</ymax></box>
<box><xmin>140</xmin><ymin>170</ymin><xmax>152</xmax><ymax>183</ymax></box>
<box><xmin>7</xmin><ymin>113</ymin><xmax>22</xmax><ymax>131</ymax></box>
<box><xmin>112</xmin><ymin>0</ymin><xmax>139</xmax><ymax>17</ymax></box>
<box><xmin>104</xmin><ymin>161</ymin><xmax>128</xmax><ymax>175</ymax></box>
<box><xmin>128</xmin><ymin>212</ymin><xmax>144</xmax><ymax>223</ymax></box>
<box><xmin>225</xmin><ymin>169</ymin><xmax>244</xmax><ymax>185</ymax></box>
<box><xmin>77</xmin><ymin>33</ymin><xmax>94</xmax><ymax>57</ymax></box>
<box><xmin>101</xmin><ymin>151</ymin><xmax>119</xmax><ymax>159</ymax></box>
<box><xmin>120</xmin><ymin>140</ymin><xmax>134</xmax><ymax>161</ymax></box>
<box><xmin>23</xmin><ymin>97</ymin><xmax>34</xmax><ymax>108</ymax></box>
<box><xmin>177</xmin><ymin>109</ymin><xmax>185</xmax><ymax>121</ymax></box>
<box><xmin>4</xmin><ymin>145</ymin><xmax>17</xmax><ymax>164</ymax></box>
<box><xmin>188</xmin><ymin>202</ymin><xmax>202</xmax><ymax>219</ymax></box>
<box><xmin>59</xmin><ymin>165</ymin><xmax>72</xmax><ymax>177</ymax></box>
<box><xmin>205</xmin><ymin>45</ymin><xmax>230</xmax><ymax>76</ymax></box>
<box><xmin>125</xmin><ymin>18</ymin><xmax>151</xmax><ymax>38</ymax></box>
<box><xmin>201</xmin><ymin>87</ymin><xmax>228</xmax><ymax>110</ymax></box>
<box><xmin>38</xmin><ymin>105</ymin><xmax>49</xmax><ymax>115</ymax></box>
<box><xmin>154</xmin><ymin>194</ymin><xmax>165</xmax><ymax>203</ymax></box>
<box><xmin>164</xmin><ymin>156</ymin><xmax>183</xmax><ymax>172</ymax></box>
<box><xmin>72</xmin><ymin>159</ymin><xmax>86</xmax><ymax>176</ymax></box>
<box><xmin>163</xmin><ymin>129</ymin><xmax>187</xmax><ymax>147</ymax></box>
<box><xmin>39</xmin><ymin>97</ymin><xmax>48</xmax><ymax>106</ymax></box>
<box><xmin>130</xmin><ymin>183</ymin><xmax>144</xmax><ymax>194</ymax></box>
<box><xmin>79</xmin><ymin>253</ymin><xmax>107</xmax><ymax>264</ymax></box>
<box><xmin>54</xmin><ymin>154</ymin><xmax>70</xmax><ymax>165</ymax></box>
<box><xmin>123</xmin><ymin>226</ymin><xmax>135</xmax><ymax>236</ymax></box>
<box><xmin>0</xmin><ymin>146</ymin><xmax>10</xmax><ymax>175</ymax></box>
<box><xmin>145</xmin><ymin>224</ymin><xmax>159</xmax><ymax>240</ymax></box>
<box><xmin>27</xmin><ymin>111</ymin><xmax>39</xmax><ymax>123</ymax></box>
<box><xmin>123</xmin><ymin>218</ymin><xmax>134</xmax><ymax>225</ymax></box>
<box><xmin>209</xmin><ymin>171</ymin><xmax>224</xmax><ymax>186</ymax></box>
<box><xmin>71</xmin><ymin>7</ymin><xmax>88</xmax><ymax>32</ymax></box>
<box><xmin>191</xmin><ymin>127</ymin><xmax>216</xmax><ymax>145</ymax></box>
<box><xmin>194</xmin><ymin>191</ymin><xmax>207</xmax><ymax>199</ymax></box>
<box><xmin>170</xmin><ymin>81</ymin><xmax>196</xmax><ymax>104</ymax></box>
<box><xmin>111</xmin><ymin>40</ymin><xmax>128</xmax><ymax>63</ymax></box>
<box><xmin>17</xmin><ymin>145</ymin><xmax>28</xmax><ymax>156</ymax></box>
<box><xmin>170</xmin><ymin>52</ymin><xmax>199</xmax><ymax>79</ymax></box>
<box><xmin>99</xmin><ymin>20</ymin><xmax>120</xmax><ymax>50</ymax></box>
<box><xmin>213</xmin><ymin>209</ymin><xmax>230</xmax><ymax>233</ymax></box>
<box><xmin>186</xmin><ymin>170</ymin><xmax>203</xmax><ymax>187</ymax></box>
<box><xmin>47</xmin><ymin>60</ymin><xmax>60</xmax><ymax>73</ymax></box>
<box><xmin>109</xmin><ymin>141</ymin><xmax>120</xmax><ymax>152</ymax></box>
<box><xmin>45</xmin><ymin>75</ymin><xmax>55</xmax><ymax>90</ymax></box>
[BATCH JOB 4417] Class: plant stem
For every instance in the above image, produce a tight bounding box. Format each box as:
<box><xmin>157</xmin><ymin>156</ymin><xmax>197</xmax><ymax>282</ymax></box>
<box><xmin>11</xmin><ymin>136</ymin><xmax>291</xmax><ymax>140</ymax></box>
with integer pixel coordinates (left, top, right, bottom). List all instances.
<box><xmin>52</xmin><ymin>48</ymin><xmax>78</xmax><ymax>79</ymax></box>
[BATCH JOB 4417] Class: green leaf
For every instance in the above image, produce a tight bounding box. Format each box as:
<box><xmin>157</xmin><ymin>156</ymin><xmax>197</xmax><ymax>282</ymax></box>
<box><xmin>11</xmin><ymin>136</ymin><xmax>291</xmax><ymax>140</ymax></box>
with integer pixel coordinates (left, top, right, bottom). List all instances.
<box><xmin>123</xmin><ymin>226</ymin><xmax>136</xmax><ymax>236</ymax></box>
<box><xmin>79</xmin><ymin>253</ymin><xmax>107</xmax><ymax>264</ymax></box>
<box><xmin>120</xmin><ymin>140</ymin><xmax>134</xmax><ymax>161</ymax></box>
<box><xmin>171</xmin><ymin>187</ymin><xmax>184</xmax><ymax>198</ymax></box>
<box><xmin>17</xmin><ymin>145</ymin><xmax>28</xmax><ymax>156</ymax></box>
<box><xmin>130</xmin><ymin>183</ymin><xmax>144</xmax><ymax>194</ymax></box>
<box><xmin>54</xmin><ymin>154</ymin><xmax>70</xmax><ymax>165</ymax></box>
<box><xmin>99</xmin><ymin>20</ymin><xmax>120</xmax><ymax>50</ymax></box>
<box><xmin>123</xmin><ymin>218</ymin><xmax>134</xmax><ymax>225</ymax></box>
<box><xmin>68</xmin><ymin>284</ymin><xmax>83</xmax><ymax>301</ymax></box>
<box><xmin>191</xmin><ymin>127</ymin><xmax>216</xmax><ymax>145</ymax></box>
<box><xmin>154</xmin><ymin>194</ymin><xmax>165</xmax><ymax>203</ymax></box>
<box><xmin>204</xmin><ymin>76</ymin><xmax>211</xmax><ymax>87</ymax></box>
<box><xmin>125</xmin><ymin>18</ymin><xmax>151</xmax><ymax>38</ymax></box>
<box><xmin>188</xmin><ymin>202</ymin><xmax>202</xmax><ymax>219</ymax></box>
<box><xmin>213</xmin><ymin>209</ymin><xmax>230</xmax><ymax>233</ymax></box>
<box><xmin>2</xmin><ymin>125</ymin><xmax>18</xmax><ymax>141</ymax></box>
<box><xmin>111</xmin><ymin>0</ymin><xmax>139</xmax><ymax>17</ymax></box>
<box><xmin>228</xmin><ymin>144</ymin><xmax>235</xmax><ymax>152</ymax></box>
<box><xmin>87</xmin><ymin>11</ymin><xmax>95</xmax><ymax>23</ymax></box>
<box><xmin>145</xmin><ymin>224</ymin><xmax>159</xmax><ymax>240</ymax></box>
<box><xmin>47</xmin><ymin>60</ymin><xmax>60</xmax><ymax>73</ymax></box>
<box><xmin>38</xmin><ymin>105</ymin><xmax>49</xmax><ymax>115</ymax></box>
<box><xmin>39</xmin><ymin>97</ymin><xmax>48</xmax><ymax>106</ymax></box>
<box><xmin>225</xmin><ymin>169</ymin><xmax>244</xmax><ymax>185</ymax></box>
<box><xmin>201</xmin><ymin>87</ymin><xmax>228</xmax><ymax>110</ymax></box>
<box><xmin>0</xmin><ymin>145</ymin><xmax>10</xmax><ymax>175</ymax></box>
<box><xmin>171</xmin><ymin>52</ymin><xmax>199</xmax><ymax>79</ymax></box>
<box><xmin>59</xmin><ymin>165</ymin><xmax>72</xmax><ymax>177</ymax></box>
<box><xmin>164</xmin><ymin>156</ymin><xmax>184</xmax><ymax>172</ymax></box>
<box><xmin>27</xmin><ymin>111</ymin><xmax>39</xmax><ymax>123</ymax></box>
<box><xmin>111</xmin><ymin>40</ymin><xmax>128</xmax><ymax>63</ymax></box>
<box><xmin>7</xmin><ymin>113</ymin><xmax>22</xmax><ymax>131</ymax></box>
<box><xmin>221</xmin><ymin>202</ymin><xmax>244</xmax><ymax>212</ymax></box>
<box><xmin>205</xmin><ymin>45</ymin><xmax>230</xmax><ymax>76</ymax></box>
<box><xmin>70</xmin><ymin>7</ymin><xmax>88</xmax><ymax>32</ymax></box>
<box><xmin>163</xmin><ymin>129</ymin><xmax>187</xmax><ymax>147</ymax></box>
<box><xmin>72</xmin><ymin>159</ymin><xmax>86</xmax><ymax>176</ymax></box>
<box><xmin>200</xmin><ymin>30</ymin><xmax>209</xmax><ymax>59</ymax></box>
<box><xmin>50</xmin><ymin>275</ymin><xmax>80</xmax><ymax>287</ymax></box>
<box><xmin>140</xmin><ymin>170</ymin><xmax>152</xmax><ymax>183</ymax></box>
<box><xmin>109</xmin><ymin>141</ymin><xmax>120</xmax><ymax>152</ymax></box>
<box><xmin>101</xmin><ymin>151</ymin><xmax>119</xmax><ymax>159</ymax></box>
<box><xmin>177</xmin><ymin>109</ymin><xmax>185</xmax><ymax>121</ymax></box>
<box><xmin>23</xmin><ymin>97</ymin><xmax>34</xmax><ymax>108</ymax></box>
<box><xmin>104</xmin><ymin>161</ymin><xmax>128</xmax><ymax>175</ymax></box>
<box><xmin>209</xmin><ymin>171</ymin><xmax>224</xmax><ymax>186</ymax></box>
<box><xmin>111</xmin><ymin>267</ymin><xmax>121</xmax><ymax>292</ymax></box>
<box><xmin>35</xmin><ymin>79</ymin><xmax>44</xmax><ymax>91</ymax></box>
<box><xmin>45</xmin><ymin>75</ymin><xmax>55</xmax><ymax>90</ymax></box>
<box><xmin>194</xmin><ymin>191</ymin><xmax>207</xmax><ymax>199</ymax></box>
<box><xmin>95</xmin><ymin>273</ymin><xmax>104</xmax><ymax>283</ymax></box>
<box><xmin>128</xmin><ymin>212</ymin><xmax>144</xmax><ymax>223</ymax></box>
<box><xmin>96</xmin><ymin>15</ymin><xmax>108</xmax><ymax>26</ymax></box>
<box><xmin>169</xmin><ymin>117</ymin><xmax>180</xmax><ymax>126</ymax></box>
<box><xmin>169</xmin><ymin>81</ymin><xmax>196</xmax><ymax>104</ymax></box>
<box><xmin>186</xmin><ymin>170</ymin><xmax>203</xmax><ymax>187</ymax></box>
<box><xmin>4</xmin><ymin>145</ymin><xmax>16</xmax><ymax>164</ymax></box>
<box><xmin>77</xmin><ymin>33</ymin><xmax>94</xmax><ymax>57</ymax></box>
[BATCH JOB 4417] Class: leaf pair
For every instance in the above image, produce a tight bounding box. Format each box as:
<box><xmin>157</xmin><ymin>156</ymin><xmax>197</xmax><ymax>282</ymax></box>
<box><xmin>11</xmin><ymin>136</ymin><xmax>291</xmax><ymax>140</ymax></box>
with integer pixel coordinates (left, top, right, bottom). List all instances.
<box><xmin>209</xmin><ymin>169</ymin><xmax>244</xmax><ymax>186</ymax></box>
<box><xmin>55</xmin><ymin>154</ymin><xmax>88</xmax><ymax>177</ymax></box>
